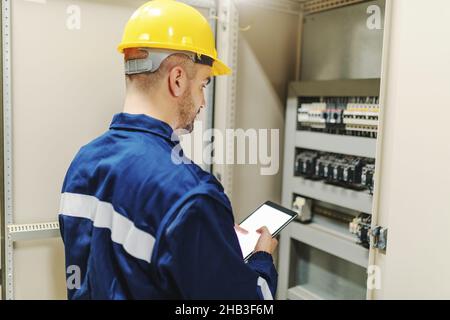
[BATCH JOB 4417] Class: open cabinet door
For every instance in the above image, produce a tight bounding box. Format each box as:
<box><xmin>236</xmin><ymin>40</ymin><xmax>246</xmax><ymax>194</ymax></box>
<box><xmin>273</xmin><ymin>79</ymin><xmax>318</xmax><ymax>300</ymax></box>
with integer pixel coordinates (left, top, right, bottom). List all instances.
<box><xmin>368</xmin><ymin>0</ymin><xmax>450</xmax><ymax>299</ymax></box>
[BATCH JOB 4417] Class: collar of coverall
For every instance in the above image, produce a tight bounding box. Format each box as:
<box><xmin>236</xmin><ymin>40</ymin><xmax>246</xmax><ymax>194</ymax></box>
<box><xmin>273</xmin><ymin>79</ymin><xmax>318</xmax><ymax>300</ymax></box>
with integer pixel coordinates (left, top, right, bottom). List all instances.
<box><xmin>125</xmin><ymin>48</ymin><xmax>214</xmax><ymax>75</ymax></box>
<box><xmin>110</xmin><ymin>113</ymin><xmax>176</xmax><ymax>142</ymax></box>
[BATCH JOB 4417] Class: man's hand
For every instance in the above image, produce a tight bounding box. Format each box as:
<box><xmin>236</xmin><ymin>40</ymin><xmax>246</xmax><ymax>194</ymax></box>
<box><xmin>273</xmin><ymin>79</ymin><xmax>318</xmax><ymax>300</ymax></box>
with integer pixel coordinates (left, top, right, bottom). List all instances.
<box><xmin>254</xmin><ymin>226</ymin><xmax>278</xmax><ymax>255</ymax></box>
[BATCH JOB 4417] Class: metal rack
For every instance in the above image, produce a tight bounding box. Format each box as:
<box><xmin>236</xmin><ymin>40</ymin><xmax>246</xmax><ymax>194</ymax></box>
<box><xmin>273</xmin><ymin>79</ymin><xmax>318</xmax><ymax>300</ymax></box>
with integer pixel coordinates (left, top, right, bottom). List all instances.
<box><xmin>277</xmin><ymin>79</ymin><xmax>380</xmax><ymax>300</ymax></box>
<box><xmin>290</xmin><ymin>177</ymin><xmax>373</xmax><ymax>213</ymax></box>
<box><xmin>8</xmin><ymin>222</ymin><xmax>60</xmax><ymax>242</ymax></box>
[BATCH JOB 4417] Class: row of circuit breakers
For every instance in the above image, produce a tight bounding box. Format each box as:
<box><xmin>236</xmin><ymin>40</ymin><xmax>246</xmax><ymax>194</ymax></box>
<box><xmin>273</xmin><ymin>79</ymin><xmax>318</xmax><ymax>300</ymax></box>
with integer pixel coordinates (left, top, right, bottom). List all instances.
<box><xmin>297</xmin><ymin>97</ymin><xmax>380</xmax><ymax>138</ymax></box>
<box><xmin>295</xmin><ymin>148</ymin><xmax>375</xmax><ymax>193</ymax></box>
<box><xmin>292</xmin><ymin>195</ymin><xmax>372</xmax><ymax>249</ymax></box>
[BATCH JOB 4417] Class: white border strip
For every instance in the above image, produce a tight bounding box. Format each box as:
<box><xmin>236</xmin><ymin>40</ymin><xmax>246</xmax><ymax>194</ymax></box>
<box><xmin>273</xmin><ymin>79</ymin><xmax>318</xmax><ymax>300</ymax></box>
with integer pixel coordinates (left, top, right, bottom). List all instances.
<box><xmin>60</xmin><ymin>193</ymin><xmax>155</xmax><ymax>263</ymax></box>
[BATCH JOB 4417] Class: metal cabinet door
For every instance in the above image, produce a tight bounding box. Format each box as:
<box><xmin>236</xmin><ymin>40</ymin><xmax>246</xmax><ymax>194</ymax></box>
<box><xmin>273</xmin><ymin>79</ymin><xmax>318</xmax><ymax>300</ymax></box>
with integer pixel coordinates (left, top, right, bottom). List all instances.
<box><xmin>368</xmin><ymin>0</ymin><xmax>450</xmax><ymax>300</ymax></box>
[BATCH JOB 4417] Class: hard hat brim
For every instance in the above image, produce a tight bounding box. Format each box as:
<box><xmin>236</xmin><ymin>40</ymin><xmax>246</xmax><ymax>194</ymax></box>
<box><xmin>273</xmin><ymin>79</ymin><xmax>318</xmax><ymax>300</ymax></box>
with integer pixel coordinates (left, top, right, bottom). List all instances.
<box><xmin>212</xmin><ymin>58</ymin><xmax>232</xmax><ymax>76</ymax></box>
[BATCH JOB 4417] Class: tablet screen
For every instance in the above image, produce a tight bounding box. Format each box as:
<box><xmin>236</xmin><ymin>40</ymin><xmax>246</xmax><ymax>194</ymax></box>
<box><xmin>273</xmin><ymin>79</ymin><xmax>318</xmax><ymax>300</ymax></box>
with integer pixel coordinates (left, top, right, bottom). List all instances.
<box><xmin>235</xmin><ymin>202</ymin><xmax>297</xmax><ymax>260</ymax></box>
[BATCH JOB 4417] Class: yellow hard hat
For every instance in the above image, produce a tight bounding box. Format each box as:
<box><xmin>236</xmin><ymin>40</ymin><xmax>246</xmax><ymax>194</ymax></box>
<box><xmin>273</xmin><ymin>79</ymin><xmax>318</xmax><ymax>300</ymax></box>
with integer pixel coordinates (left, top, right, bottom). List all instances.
<box><xmin>118</xmin><ymin>0</ymin><xmax>231</xmax><ymax>76</ymax></box>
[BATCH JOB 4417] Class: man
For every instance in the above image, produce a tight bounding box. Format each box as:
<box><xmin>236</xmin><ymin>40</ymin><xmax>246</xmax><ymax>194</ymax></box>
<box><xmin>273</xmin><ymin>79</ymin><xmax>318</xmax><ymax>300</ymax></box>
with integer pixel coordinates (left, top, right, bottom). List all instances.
<box><xmin>59</xmin><ymin>0</ymin><xmax>278</xmax><ymax>300</ymax></box>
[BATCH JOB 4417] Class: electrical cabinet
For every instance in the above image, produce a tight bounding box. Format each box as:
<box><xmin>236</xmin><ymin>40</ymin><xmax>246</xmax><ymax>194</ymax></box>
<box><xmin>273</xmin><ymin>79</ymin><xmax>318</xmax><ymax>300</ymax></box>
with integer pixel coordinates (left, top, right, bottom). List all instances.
<box><xmin>279</xmin><ymin>0</ymin><xmax>450</xmax><ymax>300</ymax></box>
<box><xmin>278</xmin><ymin>79</ymin><xmax>380</xmax><ymax>300</ymax></box>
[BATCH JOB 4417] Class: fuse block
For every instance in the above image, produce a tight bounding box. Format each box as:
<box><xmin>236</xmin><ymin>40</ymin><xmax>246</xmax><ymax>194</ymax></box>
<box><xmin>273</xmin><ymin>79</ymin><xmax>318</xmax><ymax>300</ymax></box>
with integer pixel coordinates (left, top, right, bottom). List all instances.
<box><xmin>295</xmin><ymin>149</ymin><xmax>375</xmax><ymax>192</ymax></box>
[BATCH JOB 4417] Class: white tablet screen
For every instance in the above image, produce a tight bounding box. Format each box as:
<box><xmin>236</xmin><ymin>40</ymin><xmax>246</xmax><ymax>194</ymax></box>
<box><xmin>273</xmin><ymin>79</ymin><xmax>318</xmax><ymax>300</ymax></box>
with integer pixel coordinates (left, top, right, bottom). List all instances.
<box><xmin>235</xmin><ymin>204</ymin><xmax>294</xmax><ymax>260</ymax></box>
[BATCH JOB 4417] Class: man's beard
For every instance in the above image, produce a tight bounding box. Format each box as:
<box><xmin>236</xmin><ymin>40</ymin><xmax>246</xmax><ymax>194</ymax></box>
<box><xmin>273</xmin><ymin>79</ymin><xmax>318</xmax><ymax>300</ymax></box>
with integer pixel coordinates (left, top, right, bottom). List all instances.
<box><xmin>178</xmin><ymin>89</ymin><xmax>198</xmax><ymax>133</ymax></box>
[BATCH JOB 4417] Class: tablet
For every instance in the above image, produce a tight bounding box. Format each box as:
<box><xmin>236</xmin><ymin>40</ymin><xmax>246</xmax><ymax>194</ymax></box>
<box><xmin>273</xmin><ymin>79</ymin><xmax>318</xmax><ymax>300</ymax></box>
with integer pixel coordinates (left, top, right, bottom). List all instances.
<box><xmin>235</xmin><ymin>201</ymin><xmax>298</xmax><ymax>261</ymax></box>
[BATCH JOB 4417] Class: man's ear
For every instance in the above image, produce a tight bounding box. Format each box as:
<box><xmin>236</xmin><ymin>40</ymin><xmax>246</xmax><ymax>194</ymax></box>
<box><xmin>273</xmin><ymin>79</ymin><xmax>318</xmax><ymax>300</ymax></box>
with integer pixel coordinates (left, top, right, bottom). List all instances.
<box><xmin>168</xmin><ymin>66</ymin><xmax>188</xmax><ymax>98</ymax></box>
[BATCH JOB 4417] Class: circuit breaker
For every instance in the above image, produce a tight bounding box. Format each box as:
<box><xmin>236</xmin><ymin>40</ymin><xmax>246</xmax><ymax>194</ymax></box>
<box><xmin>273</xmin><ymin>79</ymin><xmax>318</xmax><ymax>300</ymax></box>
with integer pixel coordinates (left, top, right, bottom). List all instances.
<box><xmin>298</xmin><ymin>97</ymin><xmax>380</xmax><ymax>138</ymax></box>
<box><xmin>295</xmin><ymin>149</ymin><xmax>376</xmax><ymax>193</ymax></box>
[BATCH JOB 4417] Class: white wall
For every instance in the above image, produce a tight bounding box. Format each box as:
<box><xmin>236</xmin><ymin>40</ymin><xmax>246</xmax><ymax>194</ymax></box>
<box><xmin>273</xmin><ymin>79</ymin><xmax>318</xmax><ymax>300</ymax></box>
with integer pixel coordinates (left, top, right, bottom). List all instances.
<box><xmin>372</xmin><ymin>0</ymin><xmax>450</xmax><ymax>299</ymax></box>
<box><xmin>232</xmin><ymin>4</ymin><xmax>299</xmax><ymax>222</ymax></box>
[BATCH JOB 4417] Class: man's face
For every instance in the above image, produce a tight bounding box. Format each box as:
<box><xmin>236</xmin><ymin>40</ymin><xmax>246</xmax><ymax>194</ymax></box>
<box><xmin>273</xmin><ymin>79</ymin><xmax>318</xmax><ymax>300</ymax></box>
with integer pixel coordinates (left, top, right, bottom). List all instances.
<box><xmin>178</xmin><ymin>65</ymin><xmax>212</xmax><ymax>133</ymax></box>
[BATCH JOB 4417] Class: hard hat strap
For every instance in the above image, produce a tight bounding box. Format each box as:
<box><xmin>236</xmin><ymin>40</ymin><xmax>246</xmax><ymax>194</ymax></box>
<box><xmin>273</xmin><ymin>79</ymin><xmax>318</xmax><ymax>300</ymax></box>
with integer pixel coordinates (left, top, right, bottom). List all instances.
<box><xmin>125</xmin><ymin>49</ymin><xmax>174</xmax><ymax>75</ymax></box>
<box><xmin>125</xmin><ymin>57</ymin><xmax>155</xmax><ymax>75</ymax></box>
<box><xmin>125</xmin><ymin>48</ymin><xmax>212</xmax><ymax>75</ymax></box>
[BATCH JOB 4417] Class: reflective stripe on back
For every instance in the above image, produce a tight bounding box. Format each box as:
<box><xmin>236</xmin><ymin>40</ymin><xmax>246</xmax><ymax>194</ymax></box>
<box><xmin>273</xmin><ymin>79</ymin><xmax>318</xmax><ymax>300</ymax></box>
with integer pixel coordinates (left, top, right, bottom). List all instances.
<box><xmin>59</xmin><ymin>192</ymin><xmax>155</xmax><ymax>263</ymax></box>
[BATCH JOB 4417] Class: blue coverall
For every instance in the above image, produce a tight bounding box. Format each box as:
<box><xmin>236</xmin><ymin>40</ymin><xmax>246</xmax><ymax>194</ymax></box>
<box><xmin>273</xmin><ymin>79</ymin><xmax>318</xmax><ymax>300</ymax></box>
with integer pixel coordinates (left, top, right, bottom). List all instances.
<box><xmin>59</xmin><ymin>113</ymin><xmax>278</xmax><ymax>299</ymax></box>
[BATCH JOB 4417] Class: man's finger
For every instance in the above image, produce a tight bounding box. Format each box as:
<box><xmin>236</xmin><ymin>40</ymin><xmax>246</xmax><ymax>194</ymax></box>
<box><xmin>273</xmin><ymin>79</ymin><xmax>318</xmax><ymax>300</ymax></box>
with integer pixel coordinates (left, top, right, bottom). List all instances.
<box><xmin>234</xmin><ymin>224</ymin><xmax>249</xmax><ymax>235</ymax></box>
<box><xmin>256</xmin><ymin>226</ymin><xmax>270</xmax><ymax>235</ymax></box>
